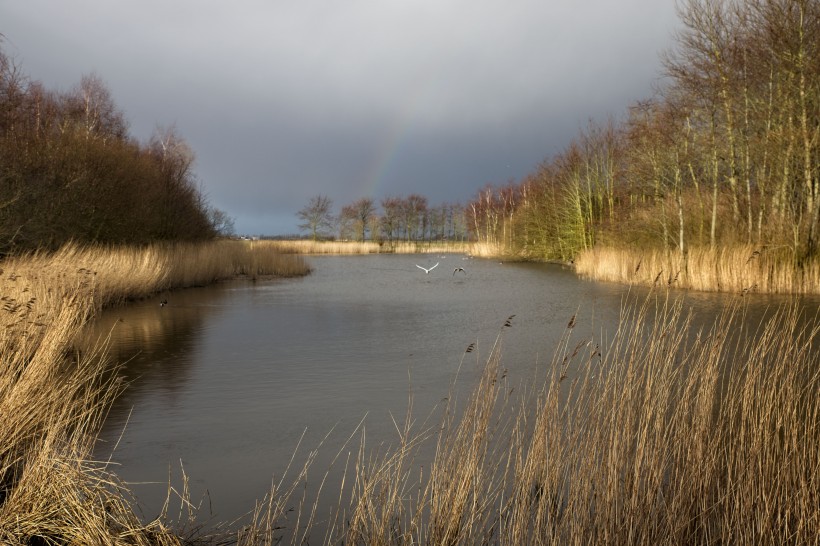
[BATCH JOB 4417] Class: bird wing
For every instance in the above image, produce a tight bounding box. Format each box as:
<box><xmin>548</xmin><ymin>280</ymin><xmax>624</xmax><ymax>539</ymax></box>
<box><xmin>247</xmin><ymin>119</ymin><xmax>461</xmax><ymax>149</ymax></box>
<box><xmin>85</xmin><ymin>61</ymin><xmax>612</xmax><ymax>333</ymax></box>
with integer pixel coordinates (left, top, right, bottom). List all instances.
<box><xmin>416</xmin><ymin>264</ymin><xmax>427</xmax><ymax>272</ymax></box>
<box><xmin>430</xmin><ymin>262</ymin><xmax>439</xmax><ymax>271</ymax></box>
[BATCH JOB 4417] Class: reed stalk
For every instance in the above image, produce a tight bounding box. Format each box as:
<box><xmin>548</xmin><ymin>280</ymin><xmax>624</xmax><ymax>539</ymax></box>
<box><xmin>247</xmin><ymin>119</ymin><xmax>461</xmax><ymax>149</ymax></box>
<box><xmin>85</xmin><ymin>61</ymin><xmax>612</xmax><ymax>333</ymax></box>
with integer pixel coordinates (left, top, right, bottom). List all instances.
<box><xmin>243</xmin><ymin>295</ymin><xmax>820</xmax><ymax>545</ymax></box>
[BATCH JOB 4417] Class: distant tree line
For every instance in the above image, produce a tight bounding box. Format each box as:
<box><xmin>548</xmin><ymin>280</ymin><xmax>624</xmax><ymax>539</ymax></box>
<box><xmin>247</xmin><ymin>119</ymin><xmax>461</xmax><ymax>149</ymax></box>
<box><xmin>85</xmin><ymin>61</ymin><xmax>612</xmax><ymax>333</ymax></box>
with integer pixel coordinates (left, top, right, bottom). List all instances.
<box><xmin>466</xmin><ymin>0</ymin><xmax>820</xmax><ymax>266</ymax></box>
<box><xmin>0</xmin><ymin>42</ymin><xmax>232</xmax><ymax>254</ymax></box>
<box><xmin>297</xmin><ymin>194</ymin><xmax>469</xmax><ymax>244</ymax></box>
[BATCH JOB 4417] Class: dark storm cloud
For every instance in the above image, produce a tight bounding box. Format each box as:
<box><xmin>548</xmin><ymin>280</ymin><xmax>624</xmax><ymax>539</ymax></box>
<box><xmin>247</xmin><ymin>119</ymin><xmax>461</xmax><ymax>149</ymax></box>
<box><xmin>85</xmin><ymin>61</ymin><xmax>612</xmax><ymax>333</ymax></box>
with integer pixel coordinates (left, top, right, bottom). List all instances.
<box><xmin>3</xmin><ymin>0</ymin><xmax>681</xmax><ymax>235</ymax></box>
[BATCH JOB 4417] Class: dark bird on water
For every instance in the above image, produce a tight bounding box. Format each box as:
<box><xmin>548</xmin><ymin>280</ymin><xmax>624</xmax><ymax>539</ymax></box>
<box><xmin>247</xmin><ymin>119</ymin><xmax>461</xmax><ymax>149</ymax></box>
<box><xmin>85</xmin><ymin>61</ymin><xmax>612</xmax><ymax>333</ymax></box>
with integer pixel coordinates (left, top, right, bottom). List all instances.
<box><xmin>160</xmin><ymin>299</ymin><xmax>168</xmax><ymax>307</ymax></box>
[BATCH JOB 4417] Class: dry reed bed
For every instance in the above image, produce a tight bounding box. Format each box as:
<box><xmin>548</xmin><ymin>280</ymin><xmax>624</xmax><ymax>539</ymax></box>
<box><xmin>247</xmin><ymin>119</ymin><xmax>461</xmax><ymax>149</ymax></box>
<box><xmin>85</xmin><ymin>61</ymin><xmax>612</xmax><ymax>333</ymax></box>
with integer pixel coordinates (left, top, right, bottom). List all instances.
<box><xmin>0</xmin><ymin>241</ymin><xmax>308</xmax><ymax>545</ymax></box>
<box><xmin>0</xmin><ymin>286</ymin><xmax>183</xmax><ymax>544</ymax></box>
<box><xmin>1</xmin><ymin>241</ymin><xmax>309</xmax><ymax>314</ymax></box>
<box><xmin>241</xmin><ymin>297</ymin><xmax>820</xmax><ymax>545</ymax></box>
<box><xmin>575</xmin><ymin>245</ymin><xmax>820</xmax><ymax>294</ymax></box>
<box><xmin>3</xmin><ymin>241</ymin><xmax>818</xmax><ymax>544</ymax></box>
<box><xmin>465</xmin><ymin>241</ymin><xmax>505</xmax><ymax>259</ymax></box>
<box><xmin>265</xmin><ymin>240</ymin><xmax>472</xmax><ymax>255</ymax></box>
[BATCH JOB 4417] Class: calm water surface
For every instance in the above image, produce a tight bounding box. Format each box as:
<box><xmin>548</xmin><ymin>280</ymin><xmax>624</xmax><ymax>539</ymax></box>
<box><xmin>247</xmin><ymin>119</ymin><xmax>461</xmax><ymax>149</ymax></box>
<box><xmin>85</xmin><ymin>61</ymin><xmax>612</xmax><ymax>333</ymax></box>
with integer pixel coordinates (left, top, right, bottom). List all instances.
<box><xmin>89</xmin><ymin>254</ymin><xmax>814</xmax><ymax>524</ymax></box>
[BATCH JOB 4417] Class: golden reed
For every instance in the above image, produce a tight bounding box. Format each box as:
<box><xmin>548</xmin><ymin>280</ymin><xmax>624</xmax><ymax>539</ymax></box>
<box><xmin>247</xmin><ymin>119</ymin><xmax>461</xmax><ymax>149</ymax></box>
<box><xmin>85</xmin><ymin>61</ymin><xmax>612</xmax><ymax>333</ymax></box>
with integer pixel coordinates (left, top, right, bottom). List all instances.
<box><xmin>265</xmin><ymin>239</ymin><xmax>473</xmax><ymax>255</ymax></box>
<box><xmin>4</xmin><ymin>240</ymin><xmax>818</xmax><ymax>544</ymax></box>
<box><xmin>574</xmin><ymin>245</ymin><xmax>820</xmax><ymax>294</ymax></box>
<box><xmin>239</xmin><ymin>296</ymin><xmax>820</xmax><ymax>545</ymax></box>
<box><xmin>0</xmin><ymin>240</ymin><xmax>308</xmax><ymax>545</ymax></box>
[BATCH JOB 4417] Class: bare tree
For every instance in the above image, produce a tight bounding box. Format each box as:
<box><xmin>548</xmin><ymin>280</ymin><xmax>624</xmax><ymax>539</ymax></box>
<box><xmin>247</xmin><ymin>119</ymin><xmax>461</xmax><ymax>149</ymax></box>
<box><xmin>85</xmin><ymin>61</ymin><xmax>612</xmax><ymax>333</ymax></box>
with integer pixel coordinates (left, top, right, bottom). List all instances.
<box><xmin>147</xmin><ymin>125</ymin><xmax>200</xmax><ymax>238</ymax></box>
<box><xmin>337</xmin><ymin>203</ymin><xmax>357</xmax><ymax>240</ymax></box>
<box><xmin>397</xmin><ymin>194</ymin><xmax>427</xmax><ymax>240</ymax></box>
<box><xmin>351</xmin><ymin>197</ymin><xmax>376</xmax><ymax>241</ymax></box>
<box><xmin>208</xmin><ymin>207</ymin><xmax>236</xmax><ymax>237</ymax></box>
<box><xmin>61</xmin><ymin>73</ymin><xmax>128</xmax><ymax>142</ymax></box>
<box><xmin>297</xmin><ymin>194</ymin><xmax>334</xmax><ymax>241</ymax></box>
<box><xmin>380</xmin><ymin>196</ymin><xmax>402</xmax><ymax>245</ymax></box>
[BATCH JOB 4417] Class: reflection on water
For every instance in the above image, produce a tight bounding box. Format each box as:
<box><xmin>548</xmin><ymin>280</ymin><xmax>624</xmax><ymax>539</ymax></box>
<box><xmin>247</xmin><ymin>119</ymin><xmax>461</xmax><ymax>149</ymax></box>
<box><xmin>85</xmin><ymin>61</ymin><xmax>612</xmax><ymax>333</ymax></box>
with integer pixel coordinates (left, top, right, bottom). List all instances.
<box><xmin>80</xmin><ymin>287</ymin><xmax>229</xmax><ymax>414</ymax></box>
<box><xmin>86</xmin><ymin>255</ymin><xmax>819</xmax><ymax>524</ymax></box>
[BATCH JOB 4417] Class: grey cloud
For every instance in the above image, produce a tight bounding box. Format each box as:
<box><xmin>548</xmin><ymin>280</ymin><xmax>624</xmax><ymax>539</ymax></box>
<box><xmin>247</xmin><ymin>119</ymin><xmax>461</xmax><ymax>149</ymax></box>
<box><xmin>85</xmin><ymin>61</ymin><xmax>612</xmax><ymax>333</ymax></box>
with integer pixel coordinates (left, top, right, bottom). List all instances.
<box><xmin>4</xmin><ymin>0</ymin><xmax>681</xmax><ymax>235</ymax></box>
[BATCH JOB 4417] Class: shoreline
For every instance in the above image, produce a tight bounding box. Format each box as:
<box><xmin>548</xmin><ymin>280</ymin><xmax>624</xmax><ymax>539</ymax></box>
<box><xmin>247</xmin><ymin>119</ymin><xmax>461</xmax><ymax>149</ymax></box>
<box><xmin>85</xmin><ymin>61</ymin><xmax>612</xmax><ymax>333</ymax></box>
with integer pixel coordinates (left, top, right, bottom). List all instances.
<box><xmin>0</xmin><ymin>240</ymin><xmax>311</xmax><ymax>545</ymax></box>
<box><xmin>2</xmin><ymin>241</ymin><xmax>819</xmax><ymax>544</ymax></box>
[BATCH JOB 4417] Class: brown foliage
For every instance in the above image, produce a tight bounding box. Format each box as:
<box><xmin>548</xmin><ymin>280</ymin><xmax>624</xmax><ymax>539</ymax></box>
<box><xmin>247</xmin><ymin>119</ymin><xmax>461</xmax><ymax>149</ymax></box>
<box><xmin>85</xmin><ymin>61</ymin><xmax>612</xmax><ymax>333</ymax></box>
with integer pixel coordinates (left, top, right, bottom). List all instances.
<box><xmin>0</xmin><ymin>42</ymin><xmax>219</xmax><ymax>254</ymax></box>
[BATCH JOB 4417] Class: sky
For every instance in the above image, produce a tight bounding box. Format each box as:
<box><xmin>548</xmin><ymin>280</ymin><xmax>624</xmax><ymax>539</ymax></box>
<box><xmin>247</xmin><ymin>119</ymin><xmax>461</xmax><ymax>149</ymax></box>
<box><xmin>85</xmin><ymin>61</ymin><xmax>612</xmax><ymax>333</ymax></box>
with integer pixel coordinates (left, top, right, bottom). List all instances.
<box><xmin>3</xmin><ymin>1</ymin><xmax>681</xmax><ymax>236</ymax></box>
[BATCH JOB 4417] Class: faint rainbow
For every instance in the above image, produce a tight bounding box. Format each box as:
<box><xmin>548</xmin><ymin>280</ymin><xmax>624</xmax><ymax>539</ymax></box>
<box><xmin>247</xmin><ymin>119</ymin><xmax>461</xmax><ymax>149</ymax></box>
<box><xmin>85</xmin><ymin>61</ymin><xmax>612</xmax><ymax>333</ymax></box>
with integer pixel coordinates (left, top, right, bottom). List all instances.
<box><xmin>357</xmin><ymin>91</ymin><xmax>425</xmax><ymax>200</ymax></box>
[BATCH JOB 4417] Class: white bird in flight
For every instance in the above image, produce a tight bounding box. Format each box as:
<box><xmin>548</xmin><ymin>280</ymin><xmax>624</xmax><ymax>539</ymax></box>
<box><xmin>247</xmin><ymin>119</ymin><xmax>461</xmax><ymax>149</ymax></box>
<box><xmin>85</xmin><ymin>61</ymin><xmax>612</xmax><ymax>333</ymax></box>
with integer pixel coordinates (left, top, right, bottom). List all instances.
<box><xmin>416</xmin><ymin>263</ymin><xmax>439</xmax><ymax>274</ymax></box>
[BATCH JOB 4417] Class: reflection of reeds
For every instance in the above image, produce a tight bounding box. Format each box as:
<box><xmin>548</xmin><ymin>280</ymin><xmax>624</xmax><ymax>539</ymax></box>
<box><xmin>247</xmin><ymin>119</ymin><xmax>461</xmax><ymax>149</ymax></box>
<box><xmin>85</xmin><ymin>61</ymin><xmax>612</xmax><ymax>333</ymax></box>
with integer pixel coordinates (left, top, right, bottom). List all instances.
<box><xmin>0</xmin><ymin>240</ymin><xmax>308</xmax><ymax>544</ymax></box>
<box><xmin>0</xmin><ymin>291</ymin><xmax>182</xmax><ymax>544</ymax></box>
<box><xmin>575</xmin><ymin>245</ymin><xmax>820</xmax><ymax>294</ymax></box>
<box><xmin>243</xmin><ymin>296</ymin><xmax>820</xmax><ymax>545</ymax></box>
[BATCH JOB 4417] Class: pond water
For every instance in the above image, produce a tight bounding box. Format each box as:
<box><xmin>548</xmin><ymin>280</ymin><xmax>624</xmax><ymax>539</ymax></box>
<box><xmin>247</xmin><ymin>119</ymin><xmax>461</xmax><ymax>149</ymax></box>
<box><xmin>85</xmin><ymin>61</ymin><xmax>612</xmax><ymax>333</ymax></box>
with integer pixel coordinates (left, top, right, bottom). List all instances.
<box><xmin>88</xmin><ymin>254</ymin><xmax>814</xmax><ymax>526</ymax></box>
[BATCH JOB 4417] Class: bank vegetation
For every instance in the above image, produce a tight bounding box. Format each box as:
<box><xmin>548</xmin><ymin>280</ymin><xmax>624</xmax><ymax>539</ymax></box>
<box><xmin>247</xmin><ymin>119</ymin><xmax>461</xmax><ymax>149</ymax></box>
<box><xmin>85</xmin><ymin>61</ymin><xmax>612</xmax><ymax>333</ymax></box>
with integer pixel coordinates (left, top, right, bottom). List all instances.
<box><xmin>0</xmin><ymin>42</ymin><xmax>233</xmax><ymax>255</ymax></box>
<box><xmin>2</xmin><ymin>0</ymin><xmax>820</xmax><ymax>543</ymax></box>
<box><xmin>244</xmin><ymin>297</ymin><xmax>819</xmax><ymax>546</ymax></box>
<box><xmin>465</xmin><ymin>0</ymin><xmax>820</xmax><ymax>294</ymax></box>
<box><xmin>5</xmin><ymin>240</ymin><xmax>817</xmax><ymax>545</ymax></box>
<box><xmin>266</xmin><ymin>239</ymin><xmax>472</xmax><ymax>255</ymax></box>
<box><xmin>0</xmin><ymin>240</ymin><xmax>307</xmax><ymax>544</ymax></box>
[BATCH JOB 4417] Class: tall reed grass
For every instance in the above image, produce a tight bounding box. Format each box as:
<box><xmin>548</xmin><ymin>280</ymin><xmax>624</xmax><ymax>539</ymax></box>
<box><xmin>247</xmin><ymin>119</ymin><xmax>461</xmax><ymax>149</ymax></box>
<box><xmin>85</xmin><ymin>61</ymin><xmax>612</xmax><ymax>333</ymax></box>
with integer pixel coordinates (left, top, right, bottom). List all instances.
<box><xmin>464</xmin><ymin>241</ymin><xmax>505</xmax><ymax>259</ymax></box>
<box><xmin>4</xmin><ymin>240</ymin><xmax>818</xmax><ymax>544</ymax></box>
<box><xmin>265</xmin><ymin>239</ymin><xmax>473</xmax><ymax>255</ymax></box>
<box><xmin>239</xmin><ymin>296</ymin><xmax>820</xmax><ymax>545</ymax></box>
<box><xmin>0</xmin><ymin>240</ymin><xmax>308</xmax><ymax>545</ymax></box>
<box><xmin>575</xmin><ymin>244</ymin><xmax>820</xmax><ymax>294</ymax></box>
